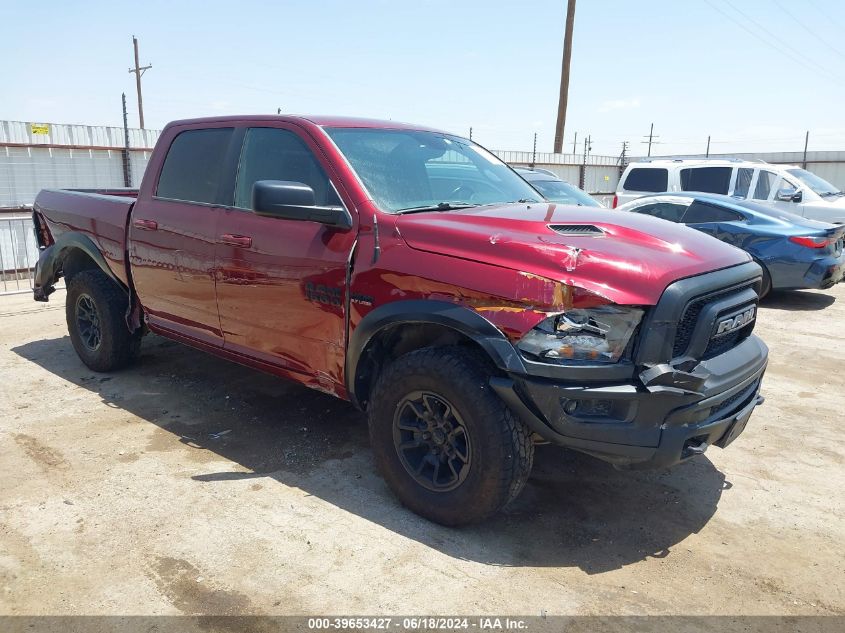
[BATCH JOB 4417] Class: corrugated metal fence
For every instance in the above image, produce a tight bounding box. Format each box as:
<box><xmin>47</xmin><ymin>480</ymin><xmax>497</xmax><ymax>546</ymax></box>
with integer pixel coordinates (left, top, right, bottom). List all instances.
<box><xmin>1</xmin><ymin>120</ymin><xmax>161</xmax><ymax>209</ymax></box>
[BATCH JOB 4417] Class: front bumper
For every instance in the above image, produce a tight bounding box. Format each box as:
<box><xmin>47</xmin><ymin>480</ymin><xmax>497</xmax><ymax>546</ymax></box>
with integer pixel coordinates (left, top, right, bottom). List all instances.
<box><xmin>492</xmin><ymin>334</ymin><xmax>768</xmax><ymax>470</ymax></box>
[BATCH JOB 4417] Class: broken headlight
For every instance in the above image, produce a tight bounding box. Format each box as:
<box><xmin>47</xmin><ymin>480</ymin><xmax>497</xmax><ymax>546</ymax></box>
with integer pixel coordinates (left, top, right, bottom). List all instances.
<box><xmin>517</xmin><ymin>306</ymin><xmax>643</xmax><ymax>364</ymax></box>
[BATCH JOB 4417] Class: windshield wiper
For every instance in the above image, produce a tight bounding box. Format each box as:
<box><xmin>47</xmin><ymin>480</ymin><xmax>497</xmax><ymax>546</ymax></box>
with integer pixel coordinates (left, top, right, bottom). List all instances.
<box><xmin>395</xmin><ymin>202</ymin><xmax>478</xmax><ymax>214</ymax></box>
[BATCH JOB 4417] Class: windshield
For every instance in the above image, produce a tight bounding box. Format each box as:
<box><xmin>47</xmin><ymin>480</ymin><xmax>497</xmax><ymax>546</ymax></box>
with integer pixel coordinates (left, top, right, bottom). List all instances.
<box><xmin>528</xmin><ymin>179</ymin><xmax>601</xmax><ymax>207</ymax></box>
<box><xmin>325</xmin><ymin>128</ymin><xmax>542</xmax><ymax>212</ymax></box>
<box><xmin>786</xmin><ymin>168</ymin><xmax>842</xmax><ymax>196</ymax></box>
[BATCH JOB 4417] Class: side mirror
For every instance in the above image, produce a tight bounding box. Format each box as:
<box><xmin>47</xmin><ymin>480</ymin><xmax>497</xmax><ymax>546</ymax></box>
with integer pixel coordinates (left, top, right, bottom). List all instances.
<box><xmin>776</xmin><ymin>187</ymin><xmax>802</xmax><ymax>203</ymax></box>
<box><xmin>252</xmin><ymin>180</ymin><xmax>352</xmax><ymax>229</ymax></box>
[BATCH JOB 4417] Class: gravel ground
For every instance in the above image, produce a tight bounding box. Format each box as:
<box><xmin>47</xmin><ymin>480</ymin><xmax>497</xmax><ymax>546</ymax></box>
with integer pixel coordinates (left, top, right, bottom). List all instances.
<box><xmin>0</xmin><ymin>286</ymin><xmax>843</xmax><ymax>618</ymax></box>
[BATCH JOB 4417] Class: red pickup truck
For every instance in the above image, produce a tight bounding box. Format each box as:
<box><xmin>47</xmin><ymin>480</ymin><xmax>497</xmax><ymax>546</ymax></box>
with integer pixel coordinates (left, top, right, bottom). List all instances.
<box><xmin>31</xmin><ymin>115</ymin><xmax>768</xmax><ymax>525</ymax></box>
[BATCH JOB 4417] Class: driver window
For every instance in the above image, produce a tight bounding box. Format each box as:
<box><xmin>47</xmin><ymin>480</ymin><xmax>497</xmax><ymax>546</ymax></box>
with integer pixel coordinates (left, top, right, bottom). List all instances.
<box><xmin>235</xmin><ymin>127</ymin><xmax>339</xmax><ymax>210</ymax></box>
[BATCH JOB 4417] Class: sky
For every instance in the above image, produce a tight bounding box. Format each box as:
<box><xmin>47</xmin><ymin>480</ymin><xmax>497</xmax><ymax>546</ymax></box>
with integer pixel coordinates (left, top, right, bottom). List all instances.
<box><xmin>2</xmin><ymin>0</ymin><xmax>845</xmax><ymax>157</ymax></box>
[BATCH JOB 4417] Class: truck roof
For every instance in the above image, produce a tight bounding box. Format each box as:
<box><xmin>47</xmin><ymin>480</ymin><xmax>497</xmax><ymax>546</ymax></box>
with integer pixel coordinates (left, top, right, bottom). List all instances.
<box><xmin>165</xmin><ymin>114</ymin><xmax>449</xmax><ymax>134</ymax></box>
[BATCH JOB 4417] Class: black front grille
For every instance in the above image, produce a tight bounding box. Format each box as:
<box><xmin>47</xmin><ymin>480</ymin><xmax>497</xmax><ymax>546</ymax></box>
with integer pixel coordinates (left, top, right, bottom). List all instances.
<box><xmin>673</xmin><ymin>283</ymin><xmax>757</xmax><ymax>358</ymax></box>
<box><xmin>703</xmin><ymin>322</ymin><xmax>754</xmax><ymax>359</ymax></box>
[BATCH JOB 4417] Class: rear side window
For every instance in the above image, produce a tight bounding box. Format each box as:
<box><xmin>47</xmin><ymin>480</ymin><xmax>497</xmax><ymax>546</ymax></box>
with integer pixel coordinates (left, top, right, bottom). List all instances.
<box><xmin>680</xmin><ymin>167</ymin><xmax>732</xmax><ymax>194</ymax></box>
<box><xmin>733</xmin><ymin>168</ymin><xmax>753</xmax><ymax>198</ymax></box>
<box><xmin>753</xmin><ymin>170</ymin><xmax>776</xmax><ymax>200</ymax></box>
<box><xmin>156</xmin><ymin>128</ymin><xmax>234</xmax><ymax>204</ymax></box>
<box><xmin>682</xmin><ymin>201</ymin><xmax>744</xmax><ymax>223</ymax></box>
<box><xmin>623</xmin><ymin>168</ymin><xmax>668</xmax><ymax>192</ymax></box>
<box><xmin>633</xmin><ymin>202</ymin><xmax>688</xmax><ymax>222</ymax></box>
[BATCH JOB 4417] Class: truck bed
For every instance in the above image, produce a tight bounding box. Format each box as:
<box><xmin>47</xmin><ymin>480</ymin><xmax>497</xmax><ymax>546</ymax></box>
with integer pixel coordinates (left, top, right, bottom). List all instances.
<box><xmin>34</xmin><ymin>188</ymin><xmax>137</xmax><ymax>287</ymax></box>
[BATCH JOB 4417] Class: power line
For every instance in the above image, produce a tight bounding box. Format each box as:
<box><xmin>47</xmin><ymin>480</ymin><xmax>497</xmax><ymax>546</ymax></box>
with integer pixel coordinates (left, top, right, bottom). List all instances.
<box><xmin>771</xmin><ymin>0</ymin><xmax>845</xmax><ymax>60</ymax></box>
<box><xmin>703</xmin><ymin>0</ymin><xmax>835</xmax><ymax>80</ymax></box>
<box><xmin>806</xmin><ymin>0</ymin><xmax>845</xmax><ymax>31</ymax></box>
<box><xmin>721</xmin><ymin>0</ymin><xmax>836</xmax><ymax>75</ymax></box>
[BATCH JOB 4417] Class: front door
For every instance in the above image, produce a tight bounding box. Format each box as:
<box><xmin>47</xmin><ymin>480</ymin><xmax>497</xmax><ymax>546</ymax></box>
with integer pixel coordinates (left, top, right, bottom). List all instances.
<box><xmin>129</xmin><ymin>126</ymin><xmax>235</xmax><ymax>346</ymax></box>
<box><xmin>214</xmin><ymin>125</ymin><xmax>357</xmax><ymax>391</ymax></box>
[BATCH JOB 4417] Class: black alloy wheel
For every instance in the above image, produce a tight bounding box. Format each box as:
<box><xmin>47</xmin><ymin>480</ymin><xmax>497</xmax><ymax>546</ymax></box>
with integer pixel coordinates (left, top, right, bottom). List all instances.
<box><xmin>75</xmin><ymin>293</ymin><xmax>102</xmax><ymax>351</ymax></box>
<box><xmin>392</xmin><ymin>391</ymin><xmax>472</xmax><ymax>492</ymax></box>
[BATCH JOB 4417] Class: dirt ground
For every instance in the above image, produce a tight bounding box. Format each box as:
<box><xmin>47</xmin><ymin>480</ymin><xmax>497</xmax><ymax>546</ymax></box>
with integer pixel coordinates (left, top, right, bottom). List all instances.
<box><xmin>1</xmin><ymin>285</ymin><xmax>843</xmax><ymax>617</ymax></box>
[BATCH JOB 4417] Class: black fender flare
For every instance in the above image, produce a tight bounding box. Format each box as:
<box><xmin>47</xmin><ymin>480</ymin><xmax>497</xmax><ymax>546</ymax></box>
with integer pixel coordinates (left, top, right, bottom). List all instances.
<box><xmin>33</xmin><ymin>231</ymin><xmax>126</xmax><ymax>301</ymax></box>
<box><xmin>345</xmin><ymin>299</ymin><xmax>526</xmax><ymax>406</ymax></box>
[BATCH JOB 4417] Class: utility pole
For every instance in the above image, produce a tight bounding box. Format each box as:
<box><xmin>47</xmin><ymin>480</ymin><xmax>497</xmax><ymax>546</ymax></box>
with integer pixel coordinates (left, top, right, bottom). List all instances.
<box><xmin>553</xmin><ymin>0</ymin><xmax>577</xmax><ymax>153</ymax></box>
<box><xmin>121</xmin><ymin>93</ymin><xmax>132</xmax><ymax>188</ymax></box>
<box><xmin>469</xmin><ymin>127</ymin><xmax>473</xmax><ymax>140</ymax></box>
<box><xmin>619</xmin><ymin>141</ymin><xmax>629</xmax><ymax>170</ymax></box>
<box><xmin>802</xmin><ymin>130</ymin><xmax>809</xmax><ymax>168</ymax></box>
<box><xmin>641</xmin><ymin>123</ymin><xmax>659</xmax><ymax>157</ymax></box>
<box><xmin>128</xmin><ymin>36</ymin><xmax>152</xmax><ymax>129</ymax></box>
<box><xmin>277</xmin><ymin>107</ymin><xmax>282</xmax><ymax>114</ymax></box>
<box><xmin>531</xmin><ymin>132</ymin><xmax>537</xmax><ymax>168</ymax></box>
<box><xmin>706</xmin><ymin>135</ymin><xmax>711</xmax><ymax>158</ymax></box>
<box><xmin>572</xmin><ymin>131</ymin><xmax>577</xmax><ymax>155</ymax></box>
<box><xmin>580</xmin><ymin>134</ymin><xmax>591</xmax><ymax>189</ymax></box>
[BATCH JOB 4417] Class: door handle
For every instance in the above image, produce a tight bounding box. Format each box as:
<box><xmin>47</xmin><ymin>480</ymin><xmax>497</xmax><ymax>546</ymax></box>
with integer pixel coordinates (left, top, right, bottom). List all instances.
<box><xmin>220</xmin><ymin>234</ymin><xmax>253</xmax><ymax>248</ymax></box>
<box><xmin>133</xmin><ymin>218</ymin><xmax>158</xmax><ymax>231</ymax></box>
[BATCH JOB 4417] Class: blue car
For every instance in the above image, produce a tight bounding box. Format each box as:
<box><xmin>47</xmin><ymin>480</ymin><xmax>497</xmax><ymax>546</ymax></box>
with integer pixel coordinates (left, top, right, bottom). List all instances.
<box><xmin>616</xmin><ymin>192</ymin><xmax>845</xmax><ymax>297</ymax></box>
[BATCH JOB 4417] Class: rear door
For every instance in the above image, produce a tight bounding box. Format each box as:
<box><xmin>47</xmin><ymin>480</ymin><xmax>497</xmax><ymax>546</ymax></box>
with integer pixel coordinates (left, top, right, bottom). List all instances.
<box><xmin>679</xmin><ymin>166</ymin><xmax>733</xmax><ymax>195</ymax></box>
<box><xmin>129</xmin><ymin>125</ymin><xmax>235</xmax><ymax>346</ymax></box>
<box><xmin>214</xmin><ymin>124</ymin><xmax>357</xmax><ymax>391</ymax></box>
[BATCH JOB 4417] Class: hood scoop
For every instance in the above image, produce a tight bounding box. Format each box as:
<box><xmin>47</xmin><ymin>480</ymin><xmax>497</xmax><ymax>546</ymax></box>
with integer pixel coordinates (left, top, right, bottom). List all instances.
<box><xmin>548</xmin><ymin>224</ymin><xmax>604</xmax><ymax>236</ymax></box>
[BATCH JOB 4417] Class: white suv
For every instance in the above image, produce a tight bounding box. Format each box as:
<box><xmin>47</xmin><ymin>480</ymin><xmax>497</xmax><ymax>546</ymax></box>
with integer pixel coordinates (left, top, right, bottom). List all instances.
<box><xmin>615</xmin><ymin>159</ymin><xmax>845</xmax><ymax>224</ymax></box>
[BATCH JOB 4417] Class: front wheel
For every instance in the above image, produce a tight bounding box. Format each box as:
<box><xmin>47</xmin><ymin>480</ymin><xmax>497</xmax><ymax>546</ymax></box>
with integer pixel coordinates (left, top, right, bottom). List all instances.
<box><xmin>368</xmin><ymin>347</ymin><xmax>534</xmax><ymax>526</ymax></box>
<box><xmin>66</xmin><ymin>269</ymin><xmax>141</xmax><ymax>372</ymax></box>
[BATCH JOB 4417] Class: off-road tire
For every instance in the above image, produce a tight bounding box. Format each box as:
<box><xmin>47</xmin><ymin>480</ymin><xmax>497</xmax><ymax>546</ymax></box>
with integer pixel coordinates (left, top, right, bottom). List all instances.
<box><xmin>368</xmin><ymin>346</ymin><xmax>534</xmax><ymax>526</ymax></box>
<box><xmin>66</xmin><ymin>269</ymin><xmax>141</xmax><ymax>372</ymax></box>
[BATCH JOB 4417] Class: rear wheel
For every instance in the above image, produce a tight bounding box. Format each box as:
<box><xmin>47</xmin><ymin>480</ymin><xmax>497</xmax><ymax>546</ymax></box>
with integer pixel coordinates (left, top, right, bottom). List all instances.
<box><xmin>368</xmin><ymin>347</ymin><xmax>534</xmax><ymax>525</ymax></box>
<box><xmin>66</xmin><ymin>269</ymin><xmax>141</xmax><ymax>372</ymax></box>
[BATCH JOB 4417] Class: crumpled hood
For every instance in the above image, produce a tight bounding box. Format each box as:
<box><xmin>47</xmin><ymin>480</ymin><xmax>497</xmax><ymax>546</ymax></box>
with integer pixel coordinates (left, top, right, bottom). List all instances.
<box><xmin>394</xmin><ymin>203</ymin><xmax>751</xmax><ymax>306</ymax></box>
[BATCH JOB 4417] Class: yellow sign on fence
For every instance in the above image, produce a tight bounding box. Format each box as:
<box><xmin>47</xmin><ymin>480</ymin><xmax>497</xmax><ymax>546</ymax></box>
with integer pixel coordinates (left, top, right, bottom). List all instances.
<box><xmin>30</xmin><ymin>123</ymin><xmax>50</xmax><ymax>135</ymax></box>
